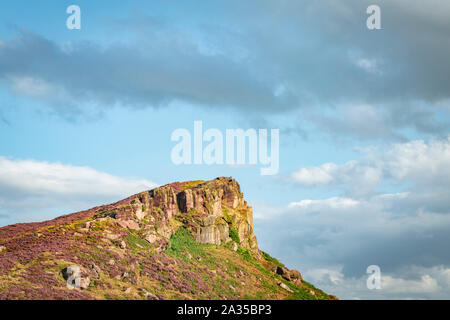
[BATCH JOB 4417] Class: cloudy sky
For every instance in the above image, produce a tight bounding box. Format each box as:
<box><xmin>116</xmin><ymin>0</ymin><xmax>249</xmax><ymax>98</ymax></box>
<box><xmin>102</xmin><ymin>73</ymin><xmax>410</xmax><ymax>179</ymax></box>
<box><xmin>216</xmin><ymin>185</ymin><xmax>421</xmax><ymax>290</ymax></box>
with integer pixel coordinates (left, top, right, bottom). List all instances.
<box><xmin>1</xmin><ymin>0</ymin><xmax>450</xmax><ymax>299</ymax></box>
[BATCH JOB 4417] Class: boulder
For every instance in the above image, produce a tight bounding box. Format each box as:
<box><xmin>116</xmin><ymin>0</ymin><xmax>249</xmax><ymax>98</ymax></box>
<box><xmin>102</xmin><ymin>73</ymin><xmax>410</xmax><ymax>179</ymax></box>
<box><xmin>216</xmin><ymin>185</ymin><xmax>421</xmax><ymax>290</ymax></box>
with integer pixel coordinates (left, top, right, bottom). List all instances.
<box><xmin>105</xmin><ymin>233</ymin><xmax>120</xmax><ymax>240</ymax></box>
<box><xmin>279</xmin><ymin>282</ymin><xmax>293</xmax><ymax>292</ymax></box>
<box><xmin>116</xmin><ymin>220</ymin><xmax>140</xmax><ymax>230</ymax></box>
<box><xmin>144</xmin><ymin>231</ymin><xmax>158</xmax><ymax>244</ymax></box>
<box><xmin>79</xmin><ymin>277</ymin><xmax>91</xmax><ymax>290</ymax></box>
<box><xmin>61</xmin><ymin>265</ymin><xmax>91</xmax><ymax>290</ymax></box>
<box><xmin>289</xmin><ymin>269</ymin><xmax>303</xmax><ymax>282</ymax></box>
<box><xmin>276</xmin><ymin>266</ymin><xmax>303</xmax><ymax>283</ymax></box>
<box><xmin>276</xmin><ymin>266</ymin><xmax>289</xmax><ymax>279</ymax></box>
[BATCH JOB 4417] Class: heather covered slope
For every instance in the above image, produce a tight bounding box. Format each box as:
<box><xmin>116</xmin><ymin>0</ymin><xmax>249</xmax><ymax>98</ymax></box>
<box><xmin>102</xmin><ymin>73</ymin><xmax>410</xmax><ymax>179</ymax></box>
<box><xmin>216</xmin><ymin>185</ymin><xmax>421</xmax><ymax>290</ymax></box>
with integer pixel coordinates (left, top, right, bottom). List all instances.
<box><xmin>0</xmin><ymin>177</ymin><xmax>334</xmax><ymax>300</ymax></box>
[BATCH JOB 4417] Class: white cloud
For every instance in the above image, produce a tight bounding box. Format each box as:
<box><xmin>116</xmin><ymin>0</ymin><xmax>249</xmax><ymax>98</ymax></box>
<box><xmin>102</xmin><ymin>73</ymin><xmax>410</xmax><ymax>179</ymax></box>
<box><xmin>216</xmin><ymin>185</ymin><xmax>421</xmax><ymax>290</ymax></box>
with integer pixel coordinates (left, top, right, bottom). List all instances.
<box><xmin>291</xmin><ymin>163</ymin><xmax>336</xmax><ymax>186</ymax></box>
<box><xmin>254</xmin><ymin>186</ymin><xmax>450</xmax><ymax>299</ymax></box>
<box><xmin>2</xmin><ymin>0</ymin><xmax>450</xmax><ymax>139</ymax></box>
<box><xmin>291</xmin><ymin>160</ymin><xmax>383</xmax><ymax>197</ymax></box>
<box><xmin>306</xmin><ymin>266</ymin><xmax>345</xmax><ymax>285</ymax></box>
<box><xmin>385</xmin><ymin>138</ymin><xmax>450</xmax><ymax>182</ymax></box>
<box><xmin>382</xmin><ymin>274</ymin><xmax>439</xmax><ymax>294</ymax></box>
<box><xmin>303</xmin><ymin>265</ymin><xmax>448</xmax><ymax>299</ymax></box>
<box><xmin>290</xmin><ymin>137</ymin><xmax>450</xmax><ymax>196</ymax></box>
<box><xmin>0</xmin><ymin>156</ymin><xmax>157</xmax><ymax>224</ymax></box>
<box><xmin>289</xmin><ymin>197</ymin><xmax>360</xmax><ymax>210</ymax></box>
<box><xmin>9</xmin><ymin>76</ymin><xmax>55</xmax><ymax>99</ymax></box>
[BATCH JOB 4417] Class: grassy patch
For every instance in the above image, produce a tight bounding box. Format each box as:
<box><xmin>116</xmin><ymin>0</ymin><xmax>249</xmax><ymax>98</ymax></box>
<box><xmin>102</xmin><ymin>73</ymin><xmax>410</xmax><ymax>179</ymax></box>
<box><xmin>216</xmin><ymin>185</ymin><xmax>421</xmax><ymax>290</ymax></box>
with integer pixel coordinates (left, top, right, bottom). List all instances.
<box><xmin>181</xmin><ymin>180</ymin><xmax>205</xmax><ymax>190</ymax></box>
<box><xmin>284</xmin><ymin>288</ymin><xmax>316</xmax><ymax>300</ymax></box>
<box><xmin>164</xmin><ymin>228</ymin><xmax>215</xmax><ymax>265</ymax></box>
<box><xmin>125</xmin><ymin>233</ymin><xmax>151</xmax><ymax>251</ymax></box>
<box><xmin>229</xmin><ymin>229</ymin><xmax>240</xmax><ymax>244</ymax></box>
<box><xmin>236</xmin><ymin>247</ymin><xmax>253</xmax><ymax>263</ymax></box>
<box><xmin>301</xmin><ymin>280</ymin><xmax>330</xmax><ymax>300</ymax></box>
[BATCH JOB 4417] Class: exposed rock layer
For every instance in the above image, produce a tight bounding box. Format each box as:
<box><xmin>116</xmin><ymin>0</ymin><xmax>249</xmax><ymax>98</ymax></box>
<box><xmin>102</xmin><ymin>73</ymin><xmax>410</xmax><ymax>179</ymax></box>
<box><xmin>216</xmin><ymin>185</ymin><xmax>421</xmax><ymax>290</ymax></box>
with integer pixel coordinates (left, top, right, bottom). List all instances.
<box><xmin>111</xmin><ymin>177</ymin><xmax>259</xmax><ymax>252</ymax></box>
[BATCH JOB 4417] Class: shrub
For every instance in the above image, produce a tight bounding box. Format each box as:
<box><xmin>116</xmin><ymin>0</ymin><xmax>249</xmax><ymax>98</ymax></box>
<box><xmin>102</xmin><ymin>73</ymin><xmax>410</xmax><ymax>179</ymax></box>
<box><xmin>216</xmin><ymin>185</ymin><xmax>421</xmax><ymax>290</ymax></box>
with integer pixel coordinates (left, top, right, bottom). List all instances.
<box><xmin>165</xmin><ymin>228</ymin><xmax>201</xmax><ymax>259</ymax></box>
<box><xmin>229</xmin><ymin>229</ymin><xmax>240</xmax><ymax>244</ymax></box>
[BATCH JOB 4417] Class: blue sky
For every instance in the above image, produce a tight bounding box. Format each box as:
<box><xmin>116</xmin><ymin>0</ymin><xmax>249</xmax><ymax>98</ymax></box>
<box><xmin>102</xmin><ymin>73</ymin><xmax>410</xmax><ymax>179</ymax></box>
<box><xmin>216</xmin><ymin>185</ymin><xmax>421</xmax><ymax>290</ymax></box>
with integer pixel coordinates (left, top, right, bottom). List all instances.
<box><xmin>1</xmin><ymin>0</ymin><xmax>450</xmax><ymax>299</ymax></box>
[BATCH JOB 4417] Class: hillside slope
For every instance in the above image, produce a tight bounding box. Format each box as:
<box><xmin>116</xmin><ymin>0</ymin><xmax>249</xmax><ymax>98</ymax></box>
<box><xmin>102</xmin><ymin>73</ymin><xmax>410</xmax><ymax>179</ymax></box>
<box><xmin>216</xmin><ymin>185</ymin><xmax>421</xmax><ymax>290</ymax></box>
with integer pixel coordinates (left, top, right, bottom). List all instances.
<box><xmin>0</xmin><ymin>177</ymin><xmax>335</xmax><ymax>300</ymax></box>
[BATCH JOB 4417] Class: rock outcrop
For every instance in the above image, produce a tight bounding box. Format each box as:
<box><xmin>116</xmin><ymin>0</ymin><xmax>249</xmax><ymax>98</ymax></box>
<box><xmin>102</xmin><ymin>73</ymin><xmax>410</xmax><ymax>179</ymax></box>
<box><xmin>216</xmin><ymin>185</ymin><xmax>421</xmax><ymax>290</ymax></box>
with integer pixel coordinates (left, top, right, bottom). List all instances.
<box><xmin>0</xmin><ymin>176</ymin><xmax>332</xmax><ymax>300</ymax></box>
<box><xmin>175</xmin><ymin>178</ymin><xmax>258</xmax><ymax>251</ymax></box>
<box><xmin>276</xmin><ymin>266</ymin><xmax>303</xmax><ymax>285</ymax></box>
<box><xmin>102</xmin><ymin>177</ymin><xmax>259</xmax><ymax>252</ymax></box>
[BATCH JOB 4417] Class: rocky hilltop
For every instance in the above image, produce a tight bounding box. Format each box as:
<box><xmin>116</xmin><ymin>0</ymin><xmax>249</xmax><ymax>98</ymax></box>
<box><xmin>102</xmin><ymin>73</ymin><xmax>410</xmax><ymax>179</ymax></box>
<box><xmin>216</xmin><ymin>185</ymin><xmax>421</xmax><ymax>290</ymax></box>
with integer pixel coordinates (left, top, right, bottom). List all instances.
<box><xmin>0</xmin><ymin>177</ymin><xmax>334</xmax><ymax>300</ymax></box>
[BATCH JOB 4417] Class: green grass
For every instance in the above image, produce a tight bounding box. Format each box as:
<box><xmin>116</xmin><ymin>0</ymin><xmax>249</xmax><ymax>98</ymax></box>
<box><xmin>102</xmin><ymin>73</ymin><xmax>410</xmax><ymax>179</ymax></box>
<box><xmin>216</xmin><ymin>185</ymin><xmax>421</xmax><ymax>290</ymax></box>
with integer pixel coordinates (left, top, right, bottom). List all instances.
<box><xmin>277</xmin><ymin>277</ymin><xmax>327</xmax><ymax>300</ymax></box>
<box><xmin>181</xmin><ymin>180</ymin><xmax>205</xmax><ymax>190</ymax></box>
<box><xmin>284</xmin><ymin>288</ymin><xmax>316</xmax><ymax>300</ymax></box>
<box><xmin>125</xmin><ymin>233</ymin><xmax>151</xmax><ymax>251</ymax></box>
<box><xmin>237</xmin><ymin>247</ymin><xmax>253</xmax><ymax>262</ymax></box>
<box><xmin>164</xmin><ymin>227</ymin><xmax>216</xmax><ymax>265</ymax></box>
<box><xmin>165</xmin><ymin>227</ymin><xmax>203</xmax><ymax>260</ymax></box>
<box><xmin>301</xmin><ymin>280</ymin><xmax>330</xmax><ymax>300</ymax></box>
<box><xmin>229</xmin><ymin>228</ymin><xmax>240</xmax><ymax>244</ymax></box>
<box><xmin>233</xmin><ymin>245</ymin><xmax>325</xmax><ymax>300</ymax></box>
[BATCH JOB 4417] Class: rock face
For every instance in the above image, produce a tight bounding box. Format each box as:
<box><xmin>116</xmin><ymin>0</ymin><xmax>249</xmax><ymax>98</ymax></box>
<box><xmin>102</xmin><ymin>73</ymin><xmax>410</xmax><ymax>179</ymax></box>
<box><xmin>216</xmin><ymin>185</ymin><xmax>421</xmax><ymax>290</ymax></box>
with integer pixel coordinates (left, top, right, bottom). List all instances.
<box><xmin>107</xmin><ymin>177</ymin><xmax>259</xmax><ymax>252</ymax></box>
<box><xmin>175</xmin><ymin>178</ymin><xmax>258</xmax><ymax>251</ymax></box>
